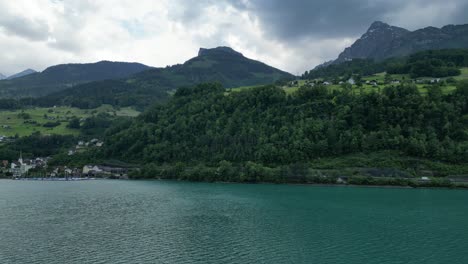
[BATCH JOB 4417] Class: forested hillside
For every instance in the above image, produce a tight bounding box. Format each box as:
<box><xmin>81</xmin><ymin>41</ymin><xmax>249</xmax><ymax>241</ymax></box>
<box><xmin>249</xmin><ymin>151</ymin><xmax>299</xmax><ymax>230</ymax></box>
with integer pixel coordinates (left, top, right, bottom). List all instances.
<box><xmin>100</xmin><ymin>82</ymin><xmax>468</xmax><ymax>181</ymax></box>
<box><xmin>132</xmin><ymin>47</ymin><xmax>293</xmax><ymax>90</ymax></box>
<box><xmin>0</xmin><ymin>61</ymin><xmax>150</xmax><ymax>98</ymax></box>
<box><xmin>29</xmin><ymin>47</ymin><xmax>293</xmax><ymax>109</ymax></box>
<box><xmin>33</xmin><ymin>80</ymin><xmax>168</xmax><ymax>110</ymax></box>
<box><xmin>304</xmin><ymin>49</ymin><xmax>468</xmax><ymax>79</ymax></box>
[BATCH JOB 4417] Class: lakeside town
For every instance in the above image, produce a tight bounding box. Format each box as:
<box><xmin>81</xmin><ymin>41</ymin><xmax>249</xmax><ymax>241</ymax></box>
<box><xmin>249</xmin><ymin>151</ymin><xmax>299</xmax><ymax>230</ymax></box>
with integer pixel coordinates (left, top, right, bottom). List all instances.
<box><xmin>0</xmin><ymin>138</ymin><xmax>131</xmax><ymax>180</ymax></box>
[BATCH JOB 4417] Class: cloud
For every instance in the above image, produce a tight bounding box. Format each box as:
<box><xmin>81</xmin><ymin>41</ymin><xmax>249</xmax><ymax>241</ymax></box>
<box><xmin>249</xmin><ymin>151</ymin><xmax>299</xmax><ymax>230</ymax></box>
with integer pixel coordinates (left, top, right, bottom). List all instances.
<box><xmin>0</xmin><ymin>0</ymin><xmax>467</xmax><ymax>76</ymax></box>
<box><xmin>383</xmin><ymin>0</ymin><xmax>468</xmax><ymax>30</ymax></box>
<box><xmin>0</xmin><ymin>2</ymin><xmax>50</xmax><ymax>41</ymax></box>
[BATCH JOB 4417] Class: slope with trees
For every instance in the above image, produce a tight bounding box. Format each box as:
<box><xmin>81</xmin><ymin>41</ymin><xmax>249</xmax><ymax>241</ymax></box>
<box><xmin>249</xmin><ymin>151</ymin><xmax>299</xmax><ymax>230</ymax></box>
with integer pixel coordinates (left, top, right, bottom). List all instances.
<box><xmin>98</xmin><ymin>81</ymin><xmax>468</xmax><ymax>182</ymax></box>
<box><xmin>0</xmin><ymin>61</ymin><xmax>151</xmax><ymax>98</ymax></box>
<box><xmin>34</xmin><ymin>47</ymin><xmax>294</xmax><ymax>109</ymax></box>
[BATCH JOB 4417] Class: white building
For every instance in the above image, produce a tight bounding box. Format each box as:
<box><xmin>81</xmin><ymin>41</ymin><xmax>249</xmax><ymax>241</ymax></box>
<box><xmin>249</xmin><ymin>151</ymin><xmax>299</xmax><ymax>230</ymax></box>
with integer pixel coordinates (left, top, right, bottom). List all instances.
<box><xmin>10</xmin><ymin>153</ymin><xmax>34</xmax><ymax>177</ymax></box>
<box><xmin>83</xmin><ymin>165</ymin><xmax>103</xmax><ymax>175</ymax></box>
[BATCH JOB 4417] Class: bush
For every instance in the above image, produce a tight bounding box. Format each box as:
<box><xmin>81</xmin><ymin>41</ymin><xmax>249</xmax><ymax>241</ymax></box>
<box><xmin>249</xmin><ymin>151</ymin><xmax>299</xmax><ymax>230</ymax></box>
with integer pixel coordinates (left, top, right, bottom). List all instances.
<box><xmin>43</xmin><ymin>121</ymin><xmax>61</xmax><ymax>128</ymax></box>
<box><xmin>17</xmin><ymin>112</ymin><xmax>31</xmax><ymax>119</ymax></box>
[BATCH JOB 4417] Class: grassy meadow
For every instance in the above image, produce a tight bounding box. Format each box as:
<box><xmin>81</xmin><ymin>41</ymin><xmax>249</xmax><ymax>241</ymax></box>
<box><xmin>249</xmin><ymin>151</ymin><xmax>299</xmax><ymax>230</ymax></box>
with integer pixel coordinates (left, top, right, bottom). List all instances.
<box><xmin>0</xmin><ymin>105</ymin><xmax>140</xmax><ymax>137</ymax></box>
<box><xmin>230</xmin><ymin>68</ymin><xmax>468</xmax><ymax>96</ymax></box>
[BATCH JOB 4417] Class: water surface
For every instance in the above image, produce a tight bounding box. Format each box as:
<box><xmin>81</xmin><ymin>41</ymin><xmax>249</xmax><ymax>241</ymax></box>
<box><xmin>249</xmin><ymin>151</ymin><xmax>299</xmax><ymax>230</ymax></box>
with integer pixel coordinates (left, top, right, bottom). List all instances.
<box><xmin>0</xmin><ymin>180</ymin><xmax>467</xmax><ymax>264</ymax></box>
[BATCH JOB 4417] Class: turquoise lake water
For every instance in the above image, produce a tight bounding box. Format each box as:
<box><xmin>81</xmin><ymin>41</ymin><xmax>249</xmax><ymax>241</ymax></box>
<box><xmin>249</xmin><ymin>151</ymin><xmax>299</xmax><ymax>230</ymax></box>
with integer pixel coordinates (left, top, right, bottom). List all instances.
<box><xmin>0</xmin><ymin>180</ymin><xmax>467</xmax><ymax>264</ymax></box>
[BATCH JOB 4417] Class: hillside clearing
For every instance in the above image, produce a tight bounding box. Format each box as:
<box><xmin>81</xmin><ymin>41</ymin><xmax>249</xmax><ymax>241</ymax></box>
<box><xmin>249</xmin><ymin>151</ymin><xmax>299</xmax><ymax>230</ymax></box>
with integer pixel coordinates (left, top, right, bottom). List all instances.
<box><xmin>0</xmin><ymin>105</ymin><xmax>139</xmax><ymax>137</ymax></box>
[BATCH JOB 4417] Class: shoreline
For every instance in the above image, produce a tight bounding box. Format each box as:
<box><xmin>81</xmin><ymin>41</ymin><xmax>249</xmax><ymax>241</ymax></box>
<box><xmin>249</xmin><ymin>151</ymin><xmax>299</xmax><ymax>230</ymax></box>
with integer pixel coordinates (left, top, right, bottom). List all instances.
<box><xmin>135</xmin><ymin>178</ymin><xmax>468</xmax><ymax>190</ymax></box>
<box><xmin>1</xmin><ymin>177</ymin><xmax>467</xmax><ymax>190</ymax></box>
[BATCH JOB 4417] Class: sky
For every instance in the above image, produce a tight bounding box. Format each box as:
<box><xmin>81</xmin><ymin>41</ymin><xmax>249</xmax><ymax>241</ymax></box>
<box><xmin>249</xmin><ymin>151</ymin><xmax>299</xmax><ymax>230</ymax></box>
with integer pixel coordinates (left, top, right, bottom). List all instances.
<box><xmin>0</xmin><ymin>0</ymin><xmax>467</xmax><ymax>76</ymax></box>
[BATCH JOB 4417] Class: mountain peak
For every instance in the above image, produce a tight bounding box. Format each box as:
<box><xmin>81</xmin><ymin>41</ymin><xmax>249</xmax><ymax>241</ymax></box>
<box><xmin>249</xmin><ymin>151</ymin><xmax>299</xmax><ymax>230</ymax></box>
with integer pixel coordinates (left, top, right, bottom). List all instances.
<box><xmin>198</xmin><ymin>46</ymin><xmax>244</xmax><ymax>57</ymax></box>
<box><xmin>6</xmin><ymin>69</ymin><xmax>37</xmax><ymax>80</ymax></box>
<box><xmin>368</xmin><ymin>21</ymin><xmax>390</xmax><ymax>31</ymax></box>
<box><xmin>326</xmin><ymin>21</ymin><xmax>468</xmax><ymax>65</ymax></box>
<box><xmin>0</xmin><ymin>73</ymin><xmax>6</xmax><ymax>80</ymax></box>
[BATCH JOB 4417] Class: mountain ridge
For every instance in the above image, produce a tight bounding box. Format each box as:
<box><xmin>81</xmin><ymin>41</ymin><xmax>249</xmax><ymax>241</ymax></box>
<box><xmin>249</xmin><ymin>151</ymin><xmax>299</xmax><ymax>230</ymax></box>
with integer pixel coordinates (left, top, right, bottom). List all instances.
<box><xmin>6</xmin><ymin>69</ymin><xmax>37</xmax><ymax>80</ymax></box>
<box><xmin>128</xmin><ymin>46</ymin><xmax>293</xmax><ymax>89</ymax></box>
<box><xmin>1</xmin><ymin>47</ymin><xmax>293</xmax><ymax>100</ymax></box>
<box><xmin>0</xmin><ymin>61</ymin><xmax>151</xmax><ymax>98</ymax></box>
<box><xmin>34</xmin><ymin>46</ymin><xmax>294</xmax><ymax>109</ymax></box>
<box><xmin>332</xmin><ymin>21</ymin><xmax>468</xmax><ymax>64</ymax></box>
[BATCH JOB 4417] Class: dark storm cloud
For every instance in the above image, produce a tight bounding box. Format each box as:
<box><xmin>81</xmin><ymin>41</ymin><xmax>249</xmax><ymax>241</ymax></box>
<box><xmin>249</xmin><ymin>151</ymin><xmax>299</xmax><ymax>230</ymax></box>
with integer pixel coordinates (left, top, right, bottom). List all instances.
<box><xmin>433</xmin><ymin>1</ymin><xmax>468</xmax><ymax>25</ymax></box>
<box><xmin>239</xmin><ymin>0</ymin><xmax>395</xmax><ymax>39</ymax></box>
<box><xmin>224</xmin><ymin>0</ymin><xmax>468</xmax><ymax>41</ymax></box>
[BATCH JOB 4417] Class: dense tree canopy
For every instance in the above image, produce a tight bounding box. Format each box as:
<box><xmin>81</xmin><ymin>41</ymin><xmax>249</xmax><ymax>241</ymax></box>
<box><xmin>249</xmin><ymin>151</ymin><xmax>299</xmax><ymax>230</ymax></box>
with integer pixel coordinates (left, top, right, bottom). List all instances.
<box><xmin>103</xmin><ymin>82</ymin><xmax>468</xmax><ymax>166</ymax></box>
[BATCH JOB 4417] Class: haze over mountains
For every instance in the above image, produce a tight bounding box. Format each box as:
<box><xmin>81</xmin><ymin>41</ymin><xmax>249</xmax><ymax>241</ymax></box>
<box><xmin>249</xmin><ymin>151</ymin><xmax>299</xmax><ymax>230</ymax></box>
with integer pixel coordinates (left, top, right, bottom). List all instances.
<box><xmin>6</xmin><ymin>69</ymin><xmax>37</xmax><ymax>80</ymax></box>
<box><xmin>333</xmin><ymin>21</ymin><xmax>468</xmax><ymax>64</ymax></box>
<box><xmin>0</xmin><ymin>69</ymin><xmax>37</xmax><ymax>81</ymax></box>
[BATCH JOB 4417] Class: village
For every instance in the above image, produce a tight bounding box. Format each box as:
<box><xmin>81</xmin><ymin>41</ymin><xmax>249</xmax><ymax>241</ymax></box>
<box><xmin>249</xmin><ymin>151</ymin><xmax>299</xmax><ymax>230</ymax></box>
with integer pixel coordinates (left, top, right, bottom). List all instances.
<box><xmin>289</xmin><ymin>75</ymin><xmax>444</xmax><ymax>88</ymax></box>
<box><xmin>0</xmin><ymin>138</ymin><xmax>131</xmax><ymax>180</ymax></box>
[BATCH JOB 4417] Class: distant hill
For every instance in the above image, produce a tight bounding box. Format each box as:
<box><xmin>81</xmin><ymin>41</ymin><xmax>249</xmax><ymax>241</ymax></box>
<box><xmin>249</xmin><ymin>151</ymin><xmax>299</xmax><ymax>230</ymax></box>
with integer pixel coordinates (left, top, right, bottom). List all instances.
<box><xmin>131</xmin><ymin>46</ymin><xmax>294</xmax><ymax>90</ymax></box>
<box><xmin>36</xmin><ymin>47</ymin><xmax>294</xmax><ymax>109</ymax></box>
<box><xmin>0</xmin><ymin>61</ymin><xmax>151</xmax><ymax>98</ymax></box>
<box><xmin>0</xmin><ymin>73</ymin><xmax>6</xmax><ymax>80</ymax></box>
<box><xmin>34</xmin><ymin>79</ymin><xmax>168</xmax><ymax>110</ymax></box>
<box><xmin>333</xmin><ymin>21</ymin><xmax>468</xmax><ymax>64</ymax></box>
<box><xmin>6</xmin><ymin>69</ymin><xmax>37</xmax><ymax>80</ymax></box>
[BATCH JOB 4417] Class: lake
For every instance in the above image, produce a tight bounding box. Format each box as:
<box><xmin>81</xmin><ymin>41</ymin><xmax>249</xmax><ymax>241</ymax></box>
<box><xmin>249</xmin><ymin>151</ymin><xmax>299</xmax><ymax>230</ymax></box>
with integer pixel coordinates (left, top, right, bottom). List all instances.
<box><xmin>0</xmin><ymin>180</ymin><xmax>467</xmax><ymax>264</ymax></box>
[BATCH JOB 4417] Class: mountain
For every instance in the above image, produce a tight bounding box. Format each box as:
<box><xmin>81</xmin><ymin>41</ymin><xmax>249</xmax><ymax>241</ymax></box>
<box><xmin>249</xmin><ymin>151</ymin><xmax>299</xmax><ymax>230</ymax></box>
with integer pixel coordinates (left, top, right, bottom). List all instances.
<box><xmin>7</xmin><ymin>69</ymin><xmax>37</xmax><ymax>80</ymax></box>
<box><xmin>36</xmin><ymin>47</ymin><xmax>294</xmax><ymax>109</ymax></box>
<box><xmin>131</xmin><ymin>46</ymin><xmax>294</xmax><ymax>90</ymax></box>
<box><xmin>334</xmin><ymin>21</ymin><xmax>468</xmax><ymax>63</ymax></box>
<box><xmin>0</xmin><ymin>73</ymin><xmax>6</xmax><ymax>80</ymax></box>
<box><xmin>0</xmin><ymin>61</ymin><xmax>151</xmax><ymax>98</ymax></box>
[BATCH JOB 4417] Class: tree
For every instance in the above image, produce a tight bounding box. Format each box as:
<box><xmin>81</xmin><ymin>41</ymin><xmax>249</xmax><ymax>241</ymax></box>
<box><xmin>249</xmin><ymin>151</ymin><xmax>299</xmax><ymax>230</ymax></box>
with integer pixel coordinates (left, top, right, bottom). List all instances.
<box><xmin>384</xmin><ymin>73</ymin><xmax>392</xmax><ymax>84</ymax></box>
<box><xmin>67</xmin><ymin>118</ymin><xmax>81</xmax><ymax>129</ymax></box>
<box><xmin>355</xmin><ymin>74</ymin><xmax>363</xmax><ymax>87</ymax></box>
<box><xmin>18</xmin><ymin>112</ymin><xmax>31</xmax><ymax>120</ymax></box>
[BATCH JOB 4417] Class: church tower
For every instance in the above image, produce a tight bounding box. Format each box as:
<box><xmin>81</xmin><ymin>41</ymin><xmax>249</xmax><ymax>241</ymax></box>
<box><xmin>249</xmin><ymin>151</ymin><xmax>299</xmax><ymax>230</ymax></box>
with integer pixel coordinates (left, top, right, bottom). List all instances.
<box><xmin>19</xmin><ymin>151</ymin><xmax>23</xmax><ymax>165</ymax></box>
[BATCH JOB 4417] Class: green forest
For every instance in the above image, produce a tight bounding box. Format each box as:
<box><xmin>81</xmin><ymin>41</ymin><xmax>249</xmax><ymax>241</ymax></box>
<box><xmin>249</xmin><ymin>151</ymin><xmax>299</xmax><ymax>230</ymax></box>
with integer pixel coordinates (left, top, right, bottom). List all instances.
<box><xmin>92</xmin><ymin>81</ymin><xmax>468</xmax><ymax>183</ymax></box>
<box><xmin>303</xmin><ymin>49</ymin><xmax>468</xmax><ymax>79</ymax></box>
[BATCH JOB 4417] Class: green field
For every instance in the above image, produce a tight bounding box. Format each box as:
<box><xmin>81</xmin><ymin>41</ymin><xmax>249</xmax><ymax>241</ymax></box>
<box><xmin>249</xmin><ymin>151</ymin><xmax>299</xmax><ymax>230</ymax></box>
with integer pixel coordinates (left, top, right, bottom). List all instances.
<box><xmin>229</xmin><ymin>85</ymin><xmax>260</xmax><ymax>93</ymax></box>
<box><xmin>455</xmin><ymin>68</ymin><xmax>468</xmax><ymax>80</ymax></box>
<box><xmin>0</xmin><ymin>105</ymin><xmax>140</xmax><ymax>137</ymax></box>
<box><xmin>230</xmin><ymin>69</ymin><xmax>467</xmax><ymax>96</ymax></box>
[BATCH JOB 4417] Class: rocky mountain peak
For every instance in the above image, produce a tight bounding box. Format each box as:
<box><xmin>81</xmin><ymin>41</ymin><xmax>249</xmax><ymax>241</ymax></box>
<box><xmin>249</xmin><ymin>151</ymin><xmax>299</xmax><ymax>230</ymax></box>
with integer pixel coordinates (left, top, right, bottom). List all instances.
<box><xmin>368</xmin><ymin>21</ymin><xmax>390</xmax><ymax>31</ymax></box>
<box><xmin>198</xmin><ymin>46</ymin><xmax>244</xmax><ymax>57</ymax></box>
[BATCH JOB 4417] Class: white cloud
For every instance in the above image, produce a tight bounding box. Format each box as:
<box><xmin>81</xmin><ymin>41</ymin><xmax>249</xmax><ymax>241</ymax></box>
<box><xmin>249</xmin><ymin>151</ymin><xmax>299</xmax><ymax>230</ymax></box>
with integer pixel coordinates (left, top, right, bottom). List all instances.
<box><xmin>0</xmin><ymin>0</ymin><xmax>350</xmax><ymax>76</ymax></box>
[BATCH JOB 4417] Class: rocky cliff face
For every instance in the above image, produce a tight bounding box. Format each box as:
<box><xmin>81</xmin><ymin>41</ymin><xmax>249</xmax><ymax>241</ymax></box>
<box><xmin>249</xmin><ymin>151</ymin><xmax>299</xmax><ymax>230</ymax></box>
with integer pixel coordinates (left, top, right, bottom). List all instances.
<box><xmin>334</xmin><ymin>21</ymin><xmax>468</xmax><ymax>63</ymax></box>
